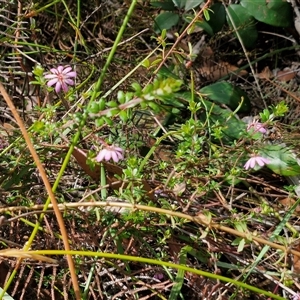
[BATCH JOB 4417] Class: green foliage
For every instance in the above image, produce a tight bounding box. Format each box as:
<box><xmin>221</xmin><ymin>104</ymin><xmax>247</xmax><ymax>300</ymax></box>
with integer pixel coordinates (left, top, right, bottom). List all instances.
<box><xmin>151</xmin><ymin>0</ymin><xmax>176</xmax><ymax>10</ymax></box>
<box><xmin>260</xmin><ymin>101</ymin><xmax>289</xmax><ymax>122</ymax></box>
<box><xmin>154</xmin><ymin>11</ymin><xmax>180</xmax><ymax>32</ymax></box>
<box><xmin>200</xmin><ymin>81</ymin><xmax>251</xmax><ymax>113</ymax></box>
<box><xmin>261</xmin><ymin>144</ymin><xmax>300</xmax><ymax>176</ymax></box>
<box><xmin>172</xmin><ymin>0</ymin><xmax>203</xmax><ymax>11</ymax></box>
<box><xmin>227</xmin><ymin>4</ymin><xmax>258</xmax><ymax>48</ymax></box>
<box><xmin>206</xmin><ymin>3</ymin><xmax>226</xmax><ymax>33</ymax></box>
<box><xmin>2</xmin><ymin>1</ymin><xmax>300</xmax><ymax>299</ymax></box>
<box><xmin>153</xmin><ymin>0</ymin><xmax>205</xmax><ymax>33</ymax></box>
<box><xmin>240</xmin><ymin>0</ymin><xmax>293</xmax><ymax>27</ymax></box>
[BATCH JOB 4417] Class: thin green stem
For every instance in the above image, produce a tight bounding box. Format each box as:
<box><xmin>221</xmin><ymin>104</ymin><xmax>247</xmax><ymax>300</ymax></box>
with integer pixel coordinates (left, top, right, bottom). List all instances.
<box><xmin>29</xmin><ymin>250</ymin><xmax>285</xmax><ymax>300</ymax></box>
<box><xmin>138</xmin><ymin>131</ymin><xmax>177</xmax><ymax>173</ymax></box>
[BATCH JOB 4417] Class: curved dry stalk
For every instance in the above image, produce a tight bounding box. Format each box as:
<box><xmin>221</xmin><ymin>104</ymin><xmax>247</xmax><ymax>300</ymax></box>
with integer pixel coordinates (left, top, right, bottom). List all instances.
<box><xmin>0</xmin><ymin>82</ymin><xmax>81</xmax><ymax>299</ymax></box>
<box><xmin>2</xmin><ymin>200</ymin><xmax>300</xmax><ymax>259</ymax></box>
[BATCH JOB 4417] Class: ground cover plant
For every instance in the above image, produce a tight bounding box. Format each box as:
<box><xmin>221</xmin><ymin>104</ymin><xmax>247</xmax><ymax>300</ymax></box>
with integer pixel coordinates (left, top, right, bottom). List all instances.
<box><xmin>1</xmin><ymin>0</ymin><xmax>300</xmax><ymax>299</ymax></box>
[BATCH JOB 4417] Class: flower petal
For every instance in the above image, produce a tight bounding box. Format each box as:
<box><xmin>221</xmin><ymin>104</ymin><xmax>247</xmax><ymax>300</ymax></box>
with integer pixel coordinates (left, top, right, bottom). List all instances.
<box><xmin>63</xmin><ymin>78</ymin><xmax>74</xmax><ymax>86</ymax></box>
<box><xmin>50</xmin><ymin>68</ymin><xmax>59</xmax><ymax>74</ymax></box>
<box><xmin>104</xmin><ymin>150</ymin><xmax>112</xmax><ymax>161</ymax></box>
<box><xmin>248</xmin><ymin>157</ymin><xmax>255</xmax><ymax>169</ymax></box>
<box><xmin>116</xmin><ymin>151</ymin><xmax>123</xmax><ymax>160</ymax></box>
<box><xmin>114</xmin><ymin>147</ymin><xmax>123</xmax><ymax>154</ymax></box>
<box><xmin>96</xmin><ymin>150</ymin><xmax>106</xmax><ymax>162</ymax></box>
<box><xmin>47</xmin><ymin>78</ymin><xmax>58</xmax><ymax>87</ymax></box>
<box><xmin>55</xmin><ymin>82</ymin><xmax>62</xmax><ymax>93</ymax></box>
<box><xmin>44</xmin><ymin>74</ymin><xmax>58</xmax><ymax>79</ymax></box>
<box><xmin>256</xmin><ymin>157</ymin><xmax>265</xmax><ymax>166</ymax></box>
<box><xmin>111</xmin><ymin>151</ymin><xmax>119</xmax><ymax>162</ymax></box>
<box><xmin>61</xmin><ymin>82</ymin><xmax>69</xmax><ymax>92</ymax></box>
<box><xmin>62</xmin><ymin>66</ymin><xmax>72</xmax><ymax>74</ymax></box>
<box><xmin>244</xmin><ymin>159</ymin><xmax>251</xmax><ymax>170</ymax></box>
<box><xmin>65</xmin><ymin>71</ymin><xmax>76</xmax><ymax>78</ymax></box>
<box><xmin>57</xmin><ymin>66</ymin><xmax>64</xmax><ymax>73</ymax></box>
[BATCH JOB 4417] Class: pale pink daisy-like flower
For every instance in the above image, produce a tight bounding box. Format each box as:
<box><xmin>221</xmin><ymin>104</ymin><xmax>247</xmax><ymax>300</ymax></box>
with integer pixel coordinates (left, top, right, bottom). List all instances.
<box><xmin>246</xmin><ymin>119</ymin><xmax>267</xmax><ymax>134</ymax></box>
<box><xmin>44</xmin><ymin>65</ymin><xmax>76</xmax><ymax>93</ymax></box>
<box><xmin>96</xmin><ymin>145</ymin><xmax>124</xmax><ymax>163</ymax></box>
<box><xmin>244</xmin><ymin>155</ymin><xmax>270</xmax><ymax>170</ymax></box>
<box><xmin>291</xmin><ymin>293</ymin><xmax>300</xmax><ymax>300</ymax></box>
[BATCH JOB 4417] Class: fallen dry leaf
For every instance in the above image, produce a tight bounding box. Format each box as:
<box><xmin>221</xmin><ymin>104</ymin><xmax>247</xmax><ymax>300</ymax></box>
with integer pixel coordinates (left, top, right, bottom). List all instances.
<box><xmin>275</xmin><ymin>68</ymin><xmax>296</xmax><ymax>82</ymax></box>
<box><xmin>256</xmin><ymin>66</ymin><xmax>273</xmax><ymax>80</ymax></box>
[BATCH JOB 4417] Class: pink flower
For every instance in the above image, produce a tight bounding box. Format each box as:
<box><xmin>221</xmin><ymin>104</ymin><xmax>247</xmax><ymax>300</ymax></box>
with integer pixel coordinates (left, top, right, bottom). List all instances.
<box><xmin>244</xmin><ymin>155</ymin><xmax>270</xmax><ymax>170</ymax></box>
<box><xmin>291</xmin><ymin>293</ymin><xmax>300</xmax><ymax>300</ymax></box>
<box><xmin>246</xmin><ymin>119</ymin><xmax>267</xmax><ymax>134</ymax></box>
<box><xmin>44</xmin><ymin>65</ymin><xmax>76</xmax><ymax>93</ymax></box>
<box><xmin>96</xmin><ymin>145</ymin><xmax>124</xmax><ymax>163</ymax></box>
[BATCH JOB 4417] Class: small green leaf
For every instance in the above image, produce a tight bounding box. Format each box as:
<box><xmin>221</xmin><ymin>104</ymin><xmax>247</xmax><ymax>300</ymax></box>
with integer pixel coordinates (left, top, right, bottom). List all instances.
<box><xmin>95</xmin><ymin>117</ymin><xmax>105</xmax><ymax>127</ymax></box>
<box><xmin>184</xmin><ymin>14</ymin><xmax>214</xmax><ymax>35</ymax></box>
<box><xmin>200</xmin><ymin>82</ymin><xmax>251</xmax><ymax>113</ymax></box>
<box><xmin>207</xmin><ymin>3</ymin><xmax>226</xmax><ymax>33</ymax></box>
<box><xmin>33</xmin><ymin>65</ymin><xmax>44</xmax><ymax>76</ymax></box>
<box><xmin>240</xmin><ymin>0</ymin><xmax>292</xmax><ymax>27</ymax></box>
<box><xmin>106</xmin><ymin>108</ymin><xmax>119</xmax><ymax>117</ymax></box>
<box><xmin>154</xmin><ymin>12</ymin><xmax>180</xmax><ymax>33</ymax></box>
<box><xmin>106</xmin><ymin>101</ymin><xmax>118</xmax><ymax>108</ymax></box>
<box><xmin>117</xmin><ymin>91</ymin><xmax>126</xmax><ymax>104</ymax></box>
<box><xmin>151</xmin><ymin>0</ymin><xmax>176</xmax><ymax>10</ymax></box>
<box><xmin>172</xmin><ymin>0</ymin><xmax>185</xmax><ymax>8</ymax></box>
<box><xmin>203</xmin><ymin>8</ymin><xmax>210</xmax><ymax>21</ymax></box>
<box><xmin>237</xmin><ymin>238</ymin><xmax>246</xmax><ymax>252</ymax></box>
<box><xmin>157</xmin><ymin>65</ymin><xmax>181</xmax><ymax>79</ymax></box>
<box><xmin>119</xmin><ymin>110</ymin><xmax>129</xmax><ymax>122</ymax></box>
<box><xmin>131</xmin><ymin>82</ymin><xmax>142</xmax><ymax>93</ymax></box>
<box><xmin>184</xmin><ymin>0</ymin><xmax>204</xmax><ymax>11</ymax></box>
<box><xmin>98</xmin><ymin>98</ymin><xmax>106</xmax><ymax>110</ymax></box>
<box><xmin>227</xmin><ymin>4</ymin><xmax>258</xmax><ymax>48</ymax></box>
<box><xmin>169</xmin><ymin>0</ymin><xmax>204</xmax><ymax>11</ymax></box>
<box><xmin>102</xmin><ymin>116</ymin><xmax>113</xmax><ymax>126</ymax></box>
<box><xmin>141</xmin><ymin>58</ymin><xmax>150</xmax><ymax>68</ymax></box>
<box><xmin>169</xmin><ymin>246</ymin><xmax>188</xmax><ymax>299</ymax></box>
<box><xmin>31</xmin><ymin>121</ymin><xmax>45</xmax><ymax>132</ymax></box>
<box><xmin>194</xmin><ymin>19</ymin><xmax>214</xmax><ymax>36</ymax></box>
<box><xmin>89</xmin><ymin>102</ymin><xmax>99</xmax><ymax>113</ymax></box>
